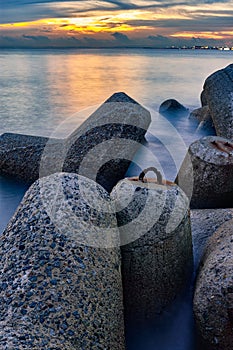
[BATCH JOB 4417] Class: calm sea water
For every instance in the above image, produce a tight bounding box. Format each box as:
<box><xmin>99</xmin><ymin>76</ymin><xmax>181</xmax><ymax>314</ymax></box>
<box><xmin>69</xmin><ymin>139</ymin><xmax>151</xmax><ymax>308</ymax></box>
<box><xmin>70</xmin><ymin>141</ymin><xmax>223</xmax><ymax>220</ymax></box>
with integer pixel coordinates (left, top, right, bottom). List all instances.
<box><xmin>0</xmin><ymin>48</ymin><xmax>232</xmax><ymax>350</ymax></box>
<box><xmin>0</xmin><ymin>48</ymin><xmax>232</xmax><ymax>137</ymax></box>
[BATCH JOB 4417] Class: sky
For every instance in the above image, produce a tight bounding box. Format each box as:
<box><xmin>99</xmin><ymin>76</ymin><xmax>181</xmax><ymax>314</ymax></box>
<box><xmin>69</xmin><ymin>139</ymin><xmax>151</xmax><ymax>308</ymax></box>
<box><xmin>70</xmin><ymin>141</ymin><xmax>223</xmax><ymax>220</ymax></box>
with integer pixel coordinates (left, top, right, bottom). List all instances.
<box><xmin>0</xmin><ymin>0</ymin><xmax>232</xmax><ymax>48</ymax></box>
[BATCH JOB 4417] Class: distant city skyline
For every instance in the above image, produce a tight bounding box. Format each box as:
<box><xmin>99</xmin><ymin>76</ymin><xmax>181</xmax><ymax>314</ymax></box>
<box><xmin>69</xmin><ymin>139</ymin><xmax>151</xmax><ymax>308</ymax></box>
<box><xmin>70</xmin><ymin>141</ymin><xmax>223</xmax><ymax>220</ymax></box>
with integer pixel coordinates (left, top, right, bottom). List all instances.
<box><xmin>0</xmin><ymin>0</ymin><xmax>233</xmax><ymax>48</ymax></box>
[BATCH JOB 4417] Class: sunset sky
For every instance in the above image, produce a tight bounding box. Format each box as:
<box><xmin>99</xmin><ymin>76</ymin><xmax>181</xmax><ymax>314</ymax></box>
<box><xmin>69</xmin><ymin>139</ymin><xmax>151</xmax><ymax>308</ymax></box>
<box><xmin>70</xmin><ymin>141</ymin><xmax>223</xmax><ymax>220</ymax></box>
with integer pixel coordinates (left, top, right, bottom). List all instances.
<box><xmin>0</xmin><ymin>0</ymin><xmax>232</xmax><ymax>48</ymax></box>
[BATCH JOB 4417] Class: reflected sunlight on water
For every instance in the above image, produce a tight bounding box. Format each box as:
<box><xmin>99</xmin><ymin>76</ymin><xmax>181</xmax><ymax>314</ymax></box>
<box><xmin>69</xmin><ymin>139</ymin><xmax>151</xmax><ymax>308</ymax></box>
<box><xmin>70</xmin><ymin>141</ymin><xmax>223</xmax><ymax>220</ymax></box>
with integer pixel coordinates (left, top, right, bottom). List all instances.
<box><xmin>0</xmin><ymin>48</ymin><xmax>232</xmax><ymax>137</ymax></box>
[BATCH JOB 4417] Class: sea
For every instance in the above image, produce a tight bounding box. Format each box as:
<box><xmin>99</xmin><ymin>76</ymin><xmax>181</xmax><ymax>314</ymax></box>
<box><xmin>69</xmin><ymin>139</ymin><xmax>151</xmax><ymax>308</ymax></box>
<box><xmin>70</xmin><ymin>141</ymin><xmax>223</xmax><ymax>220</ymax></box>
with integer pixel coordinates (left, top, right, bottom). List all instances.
<box><xmin>0</xmin><ymin>48</ymin><xmax>232</xmax><ymax>349</ymax></box>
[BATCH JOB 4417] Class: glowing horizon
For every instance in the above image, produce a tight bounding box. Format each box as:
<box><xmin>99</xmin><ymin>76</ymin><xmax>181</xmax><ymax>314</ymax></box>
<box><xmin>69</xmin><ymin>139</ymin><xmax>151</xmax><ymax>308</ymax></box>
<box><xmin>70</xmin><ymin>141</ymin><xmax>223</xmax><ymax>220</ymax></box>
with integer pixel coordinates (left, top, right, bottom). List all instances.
<box><xmin>0</xmin><ymin>1</ymin><xmax>232</xmax><ymax>47</ymax></box>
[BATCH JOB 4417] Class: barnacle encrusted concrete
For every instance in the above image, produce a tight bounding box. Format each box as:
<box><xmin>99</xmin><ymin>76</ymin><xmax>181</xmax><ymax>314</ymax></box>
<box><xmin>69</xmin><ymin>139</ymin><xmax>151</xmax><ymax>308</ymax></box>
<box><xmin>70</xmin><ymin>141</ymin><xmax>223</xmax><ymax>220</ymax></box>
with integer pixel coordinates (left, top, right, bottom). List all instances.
<box><xmin>111</xmin><ymin>177</ymin><xmax>193</xmax><ymax>321</ymax></box>
<box><xmin>193</xmin><ymin>219</ymin><xmax>233</xmax><ymax>350</ymax></box>
<box><xmin>176</xmin><ymin>136</ymin><xmax>233</xmax><ymax>209</ymax></box>
<box><xmin>0</xmin><ymin>173</ymin><xmax>125</xmax><ymax>349</ymax></box>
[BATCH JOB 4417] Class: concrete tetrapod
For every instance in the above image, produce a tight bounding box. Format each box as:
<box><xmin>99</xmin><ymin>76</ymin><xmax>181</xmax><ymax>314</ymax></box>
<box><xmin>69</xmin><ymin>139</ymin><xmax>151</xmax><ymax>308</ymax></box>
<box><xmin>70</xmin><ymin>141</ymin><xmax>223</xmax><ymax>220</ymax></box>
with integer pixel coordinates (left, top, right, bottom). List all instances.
<box><xmin>189</xmin><ymin>106</ymin><xmax>216</xmax><ymax>134</ymax></box>
<box><xmin>0</xmin><ymin>133</ymin><xmax>63</xmax><ymax>183</ymax></box>
<box><xmin>111</xmin><ymin>168</ymin><xmax>193</xmax><ymax>322</ymax></box>
<box><xmin>190</xmin><ymin>208</ymin><xmax>233</xmax><ymax>270</ymax></box>
<box><xmin>0</xmin><ymin>173</ymin><xmax>125</xmax><ymax>349</ymax></box>
<box><xmin>0</xmin><ymin>92</ymin><xmax>151</xmax><ymax>192</ymax></box>
<box><xmin>159</xmin><ymin>99</ymin><xmax>189</xmax><ymax>118</ymax></box>
<box><xmin>176</xmin><ymin>136</ymin><xmax>233</xmax><ymax>209</ymax></box>
<box><xmin>200</xmin><ymin>64</ymin><xmax>233</xmax><ymax>139</ymax></box>
<box><xmin>194</xmin><ymin>219</ymin><xmax>233</xmax><ymax>350</ymax></box>
<box><xmin>62</xmin><ymin>92</ymin><xmax>151</xmax><ymax>192</ymax></box>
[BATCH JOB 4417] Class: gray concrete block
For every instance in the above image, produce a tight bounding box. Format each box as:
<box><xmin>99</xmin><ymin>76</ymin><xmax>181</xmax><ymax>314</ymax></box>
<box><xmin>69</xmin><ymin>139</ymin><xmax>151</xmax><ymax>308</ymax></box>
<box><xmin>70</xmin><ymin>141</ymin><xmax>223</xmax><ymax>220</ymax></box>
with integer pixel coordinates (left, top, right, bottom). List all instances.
<box><xmin>0</xmin><ymin>173</ymin><xmax>125</xmax><ymax>349</ymax></box>
<box><xmin>176</xmin><ymin>136</ymin><xmax>233</xmax><ymax>209</ymax></box>
<box><xmin>111</xmin><ymin>172</ymin><xmax>193</xmax><ymax>321</ymax></box>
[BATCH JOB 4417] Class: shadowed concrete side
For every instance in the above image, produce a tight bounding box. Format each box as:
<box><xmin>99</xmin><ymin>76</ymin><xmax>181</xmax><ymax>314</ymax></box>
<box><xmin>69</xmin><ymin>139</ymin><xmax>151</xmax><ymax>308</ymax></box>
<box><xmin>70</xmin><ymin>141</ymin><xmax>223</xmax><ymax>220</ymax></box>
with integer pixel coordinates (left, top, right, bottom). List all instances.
<box><xmin>200</xmin><ymin>64</ymin><xmax>233</xmax><ymax>140</ymax></box>
<box><xmin>194</xmin><ymin>219</ymin><xmax>233</xmax><ymax>350</ymax></box>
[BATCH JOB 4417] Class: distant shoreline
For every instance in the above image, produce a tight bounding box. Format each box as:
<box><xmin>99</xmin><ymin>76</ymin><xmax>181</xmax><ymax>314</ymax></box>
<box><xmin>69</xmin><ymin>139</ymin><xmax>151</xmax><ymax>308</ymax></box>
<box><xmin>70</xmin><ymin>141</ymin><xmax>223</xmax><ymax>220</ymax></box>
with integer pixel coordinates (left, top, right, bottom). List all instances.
<box><xmin>0</xmin><ymin>46</ymin><xmax>233</xmax><ymax>51</ymax></box>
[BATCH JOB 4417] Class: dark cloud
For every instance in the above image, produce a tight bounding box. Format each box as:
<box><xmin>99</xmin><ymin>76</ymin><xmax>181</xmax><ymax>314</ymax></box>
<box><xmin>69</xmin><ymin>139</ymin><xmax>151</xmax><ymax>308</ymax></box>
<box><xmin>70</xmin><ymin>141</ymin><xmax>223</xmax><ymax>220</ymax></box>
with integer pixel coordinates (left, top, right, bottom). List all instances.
<box><xmin>83</xmin><ymin>36</ymin><xmax>119</xmax><ymax>47</ymax></box>
<box><xmin>0</xmin><ymin>36</ymin><xmax>16</xmax><ymax>42</ymax></box>
<box><xmin>1</xmin><ymin>0</ymin><xmax>232</xmax><ymax>24</ymax></box>
<box><xmin>148</xmin><ymin>34</ymin><xmax>170</xmax><ymax>42</ymax></box>
<box><xmin>147</xmin><ymin>34</ymin><xmax>202</xmax><ymax>47</ymax></box>
<box><xmin>1</xmin><ymin>0</ymin><xmax>232</xmax><ymax>11</ymax></box>
<box><xmin>0</xmin><ymin>34</ymin><xmax>82</xmax><ymax>48</ymax></box>
<box><xmin>100</xmin><ymin>0</ymin><xmax>136</xmax><ymax>9</ymax></box>
<box><xmin>1</xmin><ymin>0</ymin><xmax>72</xmax><ymax>7</ymax></box>
<box><xmin>127</xmin><ymin>15</ymin><xmax>233</xmax><ymax>31</ymax></box>
<box><xmin>23</xmin><ymin>34</ymin><xmax>50</xmax><ymax>40</ymax></box>
<box><xmin>148</xmin><ymin>34</ymin><xmax>232</xmax><ymax>48</ymax></box>
<box><xmin>0</xmin><ymin>31</ymin><xmax>231</xmax><ymax>49</ymax></box>
<box><xmin>111</xmin><ymin>32</ymin><xmax>130</xmax><ymax>42</ymax></box>
<box><xmin>0</xmin><ymin>0</ymin><xmax>136</xmax><ymax>23</ymax></box>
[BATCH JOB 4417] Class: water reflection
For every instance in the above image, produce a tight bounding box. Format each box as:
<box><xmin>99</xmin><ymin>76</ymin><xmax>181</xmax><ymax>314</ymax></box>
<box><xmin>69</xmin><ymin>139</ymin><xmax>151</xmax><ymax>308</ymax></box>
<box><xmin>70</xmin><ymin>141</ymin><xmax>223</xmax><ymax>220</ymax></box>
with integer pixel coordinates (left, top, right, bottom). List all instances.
<box><xmin>0</xmin><ymin>49</ymin><xmax>232</xmax><ymax>136</ymax></box>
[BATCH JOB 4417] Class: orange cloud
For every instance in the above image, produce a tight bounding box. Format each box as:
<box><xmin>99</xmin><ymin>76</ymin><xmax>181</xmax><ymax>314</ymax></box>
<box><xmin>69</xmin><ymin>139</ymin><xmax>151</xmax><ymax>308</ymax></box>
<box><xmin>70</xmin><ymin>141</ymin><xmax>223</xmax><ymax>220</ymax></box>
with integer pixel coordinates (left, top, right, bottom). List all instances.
<box><xmin>0</xmin><ymin>5</ymin><xmax>232</xmax><ymax>44</ymax></box>
<box><xmin>0</xmin><ymin>9</ymin><xmax>187</xmax><ymax>36</ymax></box>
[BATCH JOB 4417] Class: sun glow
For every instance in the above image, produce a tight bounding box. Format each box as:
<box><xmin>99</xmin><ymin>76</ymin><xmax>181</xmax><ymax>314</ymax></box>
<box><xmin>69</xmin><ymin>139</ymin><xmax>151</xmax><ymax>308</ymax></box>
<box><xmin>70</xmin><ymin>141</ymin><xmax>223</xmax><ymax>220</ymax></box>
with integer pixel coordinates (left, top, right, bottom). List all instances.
<box><xmin>0</xmin><ymin>2</ymin><xmax>232</xmax><ymax>46</ymax></box>
<box><xmin>0</xmin><ymin>9</ymin><xmax>188</xmax><ymax>35</ymax></box>
<box><xmin>0</xmin><ymin>18</ymin><xmax>64</xmax><ymax>29</ymax></box>
<box><xmin>60</xmin><ymin>16</ymin><xmax>136</xmax><ymax>33</ymax></box>
<box><xmin>0</xmin><ymin>17</ymin><xmax>135</xmax><ymax>35</ymax></box>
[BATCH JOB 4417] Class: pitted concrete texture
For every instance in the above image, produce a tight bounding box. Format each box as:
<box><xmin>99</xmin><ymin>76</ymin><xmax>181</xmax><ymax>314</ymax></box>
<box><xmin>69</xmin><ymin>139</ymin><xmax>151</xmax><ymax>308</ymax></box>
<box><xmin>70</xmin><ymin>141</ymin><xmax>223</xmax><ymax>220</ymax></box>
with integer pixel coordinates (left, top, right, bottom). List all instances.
<box><xmin>0</xmin><ymin>92</ymin><xmax>151</xmax><ymax>192</ymax></box>
<box><xmin>111</xmin><ymin>177</ymin><xmax>193</xmax><ymax>321</ymax></box>
<box><xmin>176</xmin><ymin>136</ymin><xmax>233</xmax><ymax>209</ymax></box>
<box><xmin>63</xmin><ymin>92</ymin><xmax>151</xmax><ymax>192</ymax></box>
<box><xmin>0</xmin><ymin>173</ymin><xmax>125</xmax><ymax>349</ymax></box>
<box><xmin>193</xmin><ymin>219</ymin><xmax>233</xmax><ymax>350</ymax></box>
<box><xmin>201</xmin><ymin>64</ymin><xmax>233</xmax><ymax>139</ymax></box>
<box><xmin>0</xmin><ymin>133</ymin><xmax>64</xmax><ymax>183</ymax></box>
<box><xmin>190</xmin><ymin>208</ymin><xmax>233</xmax><ymax>270</ymax></box>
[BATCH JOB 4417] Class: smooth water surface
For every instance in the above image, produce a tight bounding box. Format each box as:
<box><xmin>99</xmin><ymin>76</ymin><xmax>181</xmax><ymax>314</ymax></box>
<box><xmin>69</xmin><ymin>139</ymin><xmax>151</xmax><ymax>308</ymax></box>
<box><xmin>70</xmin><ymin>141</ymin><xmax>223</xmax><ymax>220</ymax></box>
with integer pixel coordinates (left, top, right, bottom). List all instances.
<box><xmin>0</xmin><ymin>175</ymin><xmax>29</xmax><ymax>233</ymax></box>
<box><xmin>0</xmin><ymin>48</ymin><xmax>232</xmax><ymax>137</ymax></box>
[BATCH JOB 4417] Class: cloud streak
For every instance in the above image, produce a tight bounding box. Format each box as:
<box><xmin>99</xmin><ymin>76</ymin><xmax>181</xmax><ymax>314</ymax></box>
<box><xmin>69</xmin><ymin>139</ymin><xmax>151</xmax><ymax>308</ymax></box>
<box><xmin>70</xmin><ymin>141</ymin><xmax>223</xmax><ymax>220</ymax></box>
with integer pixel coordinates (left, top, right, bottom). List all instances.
<box><xmin>127</xmin><ymin>15</ymin><xmax>233</xmax><ymax>31</ymax></box>
<box><xmin>0</xmin><ymin>0</ymin><xmax>232</xmax><ymax>47</ymax></box>
<box><xmin>1</xmin><ymin>0</ymin><xmax>232</xmax><ymax>23</ymax></box>
<box><xmin>0</xmin><ymin>30</ymin><xmax>231</xmax><ymax>49</ymax></box>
